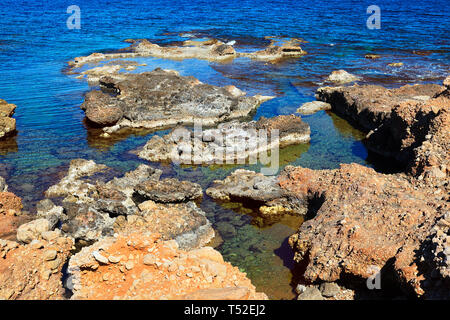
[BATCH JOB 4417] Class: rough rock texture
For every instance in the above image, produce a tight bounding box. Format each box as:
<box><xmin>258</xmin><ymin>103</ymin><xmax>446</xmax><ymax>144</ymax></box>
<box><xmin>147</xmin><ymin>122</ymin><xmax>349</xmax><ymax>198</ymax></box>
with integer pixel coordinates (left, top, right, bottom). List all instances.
<box><xmin>0</xmin><ymin>99</ymin><xmax>16</xmax><ymax>139</ymax></box>
<box><xmin>68</xmin><ymin>232</ymin><xmax>267</xmax><ymax>300</ymax></box>
<box><xmin>296</xmin><ymin>101</ymin><xmax>331</xmax><ymax>115</ymax></box>
<box><xmin>0</xmin><ymin>236</ymin><xmax>73</xmax><ymax>300</ymax></box>
<box><xmin>80</xmin><ymin>69</ymin><xmax>272</xmax><ymax>132</ymax></box>
<box><xmin>316</xmin><ymin>83</ymin><xmax>444</xmax><ymax>131</ymax></box>
<box><xmin>296</xmin><ymin>283</ymin><xmax>354</xmax><ymax>300</ymax></box>
<box><xmin>415</xmin><ymin>212</ymin><xmax>450</xmax><ymax>299</ymax></box>
<box><xmin>137</xmin><ymin>115</ymin><xmax>310</xmax><ymax>164</ymax></box>
<box><xmin>206</xmin><ymin>169</ymin><xmax>310</xmax><ymax>225</ymax></box>
<box><xmin>114</xmin><ymin>201</ymin><xmax>215</xmax><ymax>250</ymax></box>
<box><xmin>0</xmin><ymin>180</ymin><xmax>32</xmax><ymax>241</ymax></box>
<box><xmin>326</xmin><ymin>70</ymin><xmax>361</xmax><ymax>84</ymax></box>
<box><xmin>43</xmin><ymin>159</ymin><xmax>213</xmax><ymax>249</ymax></box>
<box><xmin>365</xmin><ymin>80</ymin><xmax>449</xmax><ymax>175</ymax></box>
<box><xmin>280</xmin><ymin>163</ymin><xmax>449</xmax><ymax>297</ymax></box>
<box><xmin>134</xmin><ymin>178</ymin><xmax>202</xmax><ymax>203</ymax></box>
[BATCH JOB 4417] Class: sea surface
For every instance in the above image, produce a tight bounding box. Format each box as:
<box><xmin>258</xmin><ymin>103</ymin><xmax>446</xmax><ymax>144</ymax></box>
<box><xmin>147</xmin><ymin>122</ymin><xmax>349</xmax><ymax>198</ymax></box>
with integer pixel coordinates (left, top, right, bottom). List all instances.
<box><xmin>0</xmin><ymin>0</ymin><xmax>449</xmax><ymax>299</ymax></box>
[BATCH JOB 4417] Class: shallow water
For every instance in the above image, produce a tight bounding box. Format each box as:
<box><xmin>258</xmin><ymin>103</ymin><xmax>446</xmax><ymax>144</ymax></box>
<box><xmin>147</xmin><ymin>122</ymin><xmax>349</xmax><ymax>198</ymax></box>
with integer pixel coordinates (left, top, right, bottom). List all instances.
<box><xmin>1</xmin><ymin>0</ymin><xmax>449</xmax><ymax>299</ymax></box>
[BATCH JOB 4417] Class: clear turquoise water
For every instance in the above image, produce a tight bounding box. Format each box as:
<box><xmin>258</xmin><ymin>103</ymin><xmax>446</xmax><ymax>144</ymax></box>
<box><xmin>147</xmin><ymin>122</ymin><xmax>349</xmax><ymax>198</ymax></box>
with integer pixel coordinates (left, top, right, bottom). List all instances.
<box><xmin>0</xmin><ymin>0</ymin><xmax>449</xmax><ymax>299</ymax></box>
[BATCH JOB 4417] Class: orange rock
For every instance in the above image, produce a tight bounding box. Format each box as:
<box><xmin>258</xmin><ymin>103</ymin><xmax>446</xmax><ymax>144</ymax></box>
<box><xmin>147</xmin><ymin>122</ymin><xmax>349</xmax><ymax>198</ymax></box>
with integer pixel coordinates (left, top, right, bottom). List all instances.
<box><xmin>68</xmin><ymin>232</ymin><xmax>267</xmax><ymax>300</ymax></box>
<box><xmin>0</xmin><ymin>236</ymin><xmax>73</xmax><ymax>299</ymax></box>
<box><xmin>0</xmin><ymin>191</ymin><xmax>31</xmax><ymax>241</ymax></box>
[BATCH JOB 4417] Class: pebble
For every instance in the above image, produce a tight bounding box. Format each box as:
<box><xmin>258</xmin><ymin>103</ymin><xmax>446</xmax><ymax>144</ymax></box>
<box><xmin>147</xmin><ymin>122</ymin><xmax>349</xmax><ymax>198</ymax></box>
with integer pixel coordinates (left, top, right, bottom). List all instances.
<box><xmin>43</xmin><ymin>249</ymin><xmax>57</xmax><ymax>261</ymax></box>
<box><xmin>108</xmin><ymin>255</ymin><xmax>121</xmax><ymax>263</ymax></box>
<box><xmin>125</xmin><ymin>261</ymin><xmax>135</xmax><ymax>270</ymax></box>
<box><xmin>92</xmin><ymin>251</ymin><xmax>109</xmax><ymax>264</ymax></box>
<box><xmin>319</xmin><ymin>282</ymin><xmax>340</xmax><ymax>297</ymax></box>
<box><xmin>297</xmin><ymin>287</ymin><xmax>324</xmax><ymax>300</ymax></box>
<box><xmin>143</xmin><ymin>254</ymin><xmax>156</xmax><ymax>266</ymax></box>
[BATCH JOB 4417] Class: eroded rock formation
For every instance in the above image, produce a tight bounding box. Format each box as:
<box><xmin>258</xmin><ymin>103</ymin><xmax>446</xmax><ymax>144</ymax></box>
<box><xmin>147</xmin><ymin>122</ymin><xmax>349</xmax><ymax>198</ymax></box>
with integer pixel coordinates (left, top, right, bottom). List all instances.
<box><xmin>80</xmin><ymin>69</ymin><xmax>273</xmax><ymax>133</ymax></box>
<box><xmin>42</xmin><ymin>159</ymin><xmax>214</xmax><ymax>250</ymax></box>
<box><xmin>0</xmin><ymin>177</ymin><xmax>32</xmax><ymax>241</ymax></box>
<box><xmin>206</xmin><ymin>169</ymin><xmax>310</xmax><ymax>225</ymax></box>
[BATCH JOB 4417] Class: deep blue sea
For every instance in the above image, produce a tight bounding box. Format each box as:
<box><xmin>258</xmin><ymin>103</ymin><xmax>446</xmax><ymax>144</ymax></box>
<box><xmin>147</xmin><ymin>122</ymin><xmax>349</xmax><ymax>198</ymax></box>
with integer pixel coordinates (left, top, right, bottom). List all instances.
<box><xmin>0</xmin><ymin>0</ymin><xmax>449</xmax><ymax>299</ymax></box>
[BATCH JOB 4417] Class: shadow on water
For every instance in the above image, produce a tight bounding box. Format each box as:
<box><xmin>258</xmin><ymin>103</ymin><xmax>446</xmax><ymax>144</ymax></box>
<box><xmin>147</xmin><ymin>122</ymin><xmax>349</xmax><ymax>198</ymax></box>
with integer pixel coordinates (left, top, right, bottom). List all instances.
<box><xmin>0</xmin><ymin>135</ymin><xmax>18</xmax><ymax>156</ymax></box>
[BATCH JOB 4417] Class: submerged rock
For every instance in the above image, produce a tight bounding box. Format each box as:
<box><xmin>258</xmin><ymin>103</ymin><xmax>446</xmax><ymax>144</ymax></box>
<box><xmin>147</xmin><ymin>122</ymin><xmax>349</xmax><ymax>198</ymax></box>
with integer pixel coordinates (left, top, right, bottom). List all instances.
<box><xmin>68</xmin><ymin>232</ymin><xmax>268</xmax><ymax>300</ymax></box>
<box><xmin>0</xmin><ymin>99</ymin><xmax>16</xmax><ymax>139</ymax></box>
<box><xmin>42</xmin><ymin>159</ymin><xmax>213</xmax><ymax>249</ymax></box>
<box><xmin>296</xmin><ymin>101</ymin><xmax>331</xmax><ymax>115</ymax></box>
<box><xmin>136</xmin><ymin>115</ymin><xmax>310</xmax><ymax>164</ymax></box>
<box><xmin>80</xmin><ymin>69</ymin><xmax>273</xmax><ymax>133</ymax></box>
<box><xmin>388</xmin><ymin>62</ymin><xmax>404</xmax><ymax>67</ymax></box>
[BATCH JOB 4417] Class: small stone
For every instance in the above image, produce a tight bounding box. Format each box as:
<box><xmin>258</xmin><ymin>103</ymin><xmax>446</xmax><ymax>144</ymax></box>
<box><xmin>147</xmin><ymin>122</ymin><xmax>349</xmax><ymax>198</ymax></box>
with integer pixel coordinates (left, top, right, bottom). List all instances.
<box><xmin>143</xmin><ymin>254</ymin><xmax>156</xmax><ymax>266</ymax></box>
<box><xmin>295</xmin><ymin>284</ymin><xmax>306</xmax><ymax>294</ymax></box>
<box><xmin>297</xmin><ymin>287</ymin><xmax>324</xmax><ymax>300</ymax></box>
<box><xmin>125</xmin><ymin>261</ymin><xmax>135</xmax><ymax>270</ymax></box>
<box><xmin>47</xmin><ymin>257</ymin><xmax>61</xmax><ymax>270</ymax></box>
<box><xmin>319</xmin><ymin>282</ymin><xmax>340</xmax><ymax>298</ymax></box>
<box><xmin>92</xmin><ymin>251</ymin><xmax>109</xmax><ymax>264</ymax></box>
<box><xmin>43</xmin><ymin>249</ymin><xmax>57</xmax><ymax>261</ymax></box>
<box><xmin>108</xmin><ymin>255</ymin><xmax>121</xmax><ymax>263</ymax></box>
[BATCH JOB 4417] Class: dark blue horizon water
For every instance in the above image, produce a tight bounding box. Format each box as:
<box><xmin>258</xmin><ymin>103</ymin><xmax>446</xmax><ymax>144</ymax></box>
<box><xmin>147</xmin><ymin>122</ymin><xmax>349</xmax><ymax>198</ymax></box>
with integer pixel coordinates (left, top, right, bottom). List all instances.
<box><xmin>0</xmin><ymin>0</ymin><xmax>449</xmax><ymax>299</ymax></box>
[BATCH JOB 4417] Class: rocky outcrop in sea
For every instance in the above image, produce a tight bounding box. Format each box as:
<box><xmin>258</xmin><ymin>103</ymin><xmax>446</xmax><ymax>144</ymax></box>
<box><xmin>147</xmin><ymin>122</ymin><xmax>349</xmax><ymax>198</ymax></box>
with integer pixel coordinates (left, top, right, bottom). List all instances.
<box><xmin>0</xmin><ymin>99</ymin><xmax>17</xmax><ymax>139</ymax></box>
<box><xmin>80</xmin><ymin>69</ymin><xmax>273</xmax><ymax>134</ymax></box>
<box><xmin>67</xmin><ymin>37</ymin><xmax>306</xmax><ymax>71</ymax></box>
<box><xmin>136</xmin><ymin>115</ymin><xmax>310</xmax><ymax>164</ymax></box>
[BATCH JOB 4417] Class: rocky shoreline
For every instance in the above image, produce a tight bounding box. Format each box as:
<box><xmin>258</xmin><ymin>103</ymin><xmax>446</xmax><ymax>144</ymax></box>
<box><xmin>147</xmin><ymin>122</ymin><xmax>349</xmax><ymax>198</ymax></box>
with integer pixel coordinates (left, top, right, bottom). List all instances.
<box><xmin>0</xmin><ymin>160</ymin><xmax>267</xmax><ymax>300</ymax></box>
<box><xmin>0</xmin><ymin>29</ymin><xmax>448</xmax><ymax>301</ymax></box>
<box><xmin>206</xmin><ymin>76</ymin><xmax>450</xmax><ymax>299</ymax></box>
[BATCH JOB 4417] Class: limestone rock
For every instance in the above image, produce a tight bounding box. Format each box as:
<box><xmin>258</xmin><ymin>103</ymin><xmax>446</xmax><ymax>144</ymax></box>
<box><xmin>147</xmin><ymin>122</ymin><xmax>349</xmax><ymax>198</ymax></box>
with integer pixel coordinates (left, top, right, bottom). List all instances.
<box><xmin>0</xmin><ymin>236</ymin><xmax>73</xmax><ymax>300</ymax></box>
<box><xmin>326</xmin><ymin>70</ymin><xmax>360</xmax><ymax>84</ymax></box>
<box><xmin>44</xmin><ymin>159</ymin><xmax>213</xmax><ymax>248</ymax></box>
<box><xmin>296</xmin><ymin>101</ymin><xmax>331</xmax><ymax>115</ymax></box>
<box><xmin>80</xmin><ymin>69</ymin><xmax>272</xmax><ymax>132</ymax></box>
<box><xmin>137</xmin><ymin>115</ymin><xmax>310</xmax><ymax>164</ymax></box>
